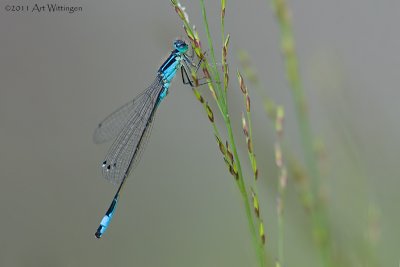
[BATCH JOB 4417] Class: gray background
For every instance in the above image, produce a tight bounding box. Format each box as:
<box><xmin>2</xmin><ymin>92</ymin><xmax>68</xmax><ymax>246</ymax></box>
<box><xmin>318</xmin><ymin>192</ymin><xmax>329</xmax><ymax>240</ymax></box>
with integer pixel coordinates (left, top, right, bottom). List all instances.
<box><xmin>0</xmin><ymin>0</ymin><xmax>399</xmax><ymax>266</ymax></box>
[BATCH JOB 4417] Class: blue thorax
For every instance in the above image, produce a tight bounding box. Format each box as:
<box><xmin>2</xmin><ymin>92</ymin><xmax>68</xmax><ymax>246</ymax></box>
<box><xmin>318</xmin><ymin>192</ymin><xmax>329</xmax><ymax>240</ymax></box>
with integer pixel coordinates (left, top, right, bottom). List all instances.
<box><xmin>157</xmin><ymin>40</ymin><xmax>189</xmax><ymax>101</ymax></box>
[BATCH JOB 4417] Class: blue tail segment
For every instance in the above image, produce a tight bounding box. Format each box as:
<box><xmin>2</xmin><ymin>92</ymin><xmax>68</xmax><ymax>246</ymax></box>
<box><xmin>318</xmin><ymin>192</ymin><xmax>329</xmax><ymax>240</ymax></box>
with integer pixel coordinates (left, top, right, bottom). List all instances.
<box><xmin>95</xmin><ymin>194</ymin><xmax>119</xmax><ymax>238</ymax></box>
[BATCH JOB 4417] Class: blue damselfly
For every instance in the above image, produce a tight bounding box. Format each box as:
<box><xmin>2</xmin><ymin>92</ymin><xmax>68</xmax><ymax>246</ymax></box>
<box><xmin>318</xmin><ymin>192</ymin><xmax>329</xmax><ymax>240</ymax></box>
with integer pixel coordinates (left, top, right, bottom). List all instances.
<box><xmin>94</xmin><ymin>40</ymin><xmax>200</xmax><ymax>238</ymax></box>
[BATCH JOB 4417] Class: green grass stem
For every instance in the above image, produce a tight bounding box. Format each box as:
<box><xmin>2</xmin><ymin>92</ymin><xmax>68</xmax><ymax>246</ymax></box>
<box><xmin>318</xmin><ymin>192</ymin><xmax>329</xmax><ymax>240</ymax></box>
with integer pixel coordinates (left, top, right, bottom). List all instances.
<box><xmin>171</xmin><ymin>1</ymin><xmax>267</xmax><ymax>266</ymax></box>
<box><xmin>274</xmin><ymin>106</ymin><xmax>286</xmax><ymax>267</ymax></box>
<box><xmin>269</xmin><ymin>0</ymin><xmax>334</xmax><ymax>266</ymax></box>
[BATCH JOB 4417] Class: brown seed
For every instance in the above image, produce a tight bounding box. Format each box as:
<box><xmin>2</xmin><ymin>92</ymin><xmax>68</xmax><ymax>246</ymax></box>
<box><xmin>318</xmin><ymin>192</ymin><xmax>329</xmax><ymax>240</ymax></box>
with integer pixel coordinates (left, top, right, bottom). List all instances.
<box><xmin>242</xmin><ymin>115</ymin><xmax>249</xmax><ymax>137</ymax></box>
<box><xmin>203</xmin><ymin>68</ymin><xmax>211</xmax><ymax>79</ymax></box>
<box><xmin>219</xmin><ymin>143</ymin><xmax>226</xmax><ymax>155</ymax></box>
<box><xmin>247</xmin><ymin>138</ymin><xmax>253</xmax><ymax>154</ymax></box>
<box><xmin>227</xmin><ymin>150</ymin><xmax>233</xmax><ymax>163</ymax></box>
<box><xmin>246</xmin><ymin>95</ymin><xmax>251</xmax><ymax>112</ymax></box>
<box><xmin>224</xmin><ymin>72</ymin><xmax>229</xmax><ymax>88</ymax></box>
<box><xmin>237</xmin><ymin>72</ymin><xmax>247</xmax><ymax>94</ymax></box>
<box><xmin>251</xmin><ymin>191</ymin><xmax>260</xmax><ymax>218</ymax></box>
<box><xmin>223</xmin><ymin>158</ymin><xmax>230</xmax><ymax>167</ymax></box>
<box><xmin>194</xmin><ymin>39</ymin><xmax>201</xmax><ymax>49</ymax></box>
<box><xmin>223</xmin><ymin>46</ymin><xmax>228</xmax><ymax>61</ymax></box>
<box><xmin>206</xmin><ymin>104</ymin><xmax>214</xmax><ymax>123</ymax></box>
<box><xmin>229</xmin><ymin>164</ymin><xmax>235</xmax><ymax>176</ymax></box>
<box><xmin>243</xmin><ymin>127</ymin><xmax>249</xmax><ymax>137</ymax></box>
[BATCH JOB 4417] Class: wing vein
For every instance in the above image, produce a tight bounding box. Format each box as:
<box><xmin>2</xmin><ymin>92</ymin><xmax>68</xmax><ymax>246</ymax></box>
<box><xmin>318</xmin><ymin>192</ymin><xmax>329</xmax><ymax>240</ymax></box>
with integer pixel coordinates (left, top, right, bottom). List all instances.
<box><xmin>98</xmin><ymin>77</ymin><xmax>164</xmax><ymax>185</ymax></box>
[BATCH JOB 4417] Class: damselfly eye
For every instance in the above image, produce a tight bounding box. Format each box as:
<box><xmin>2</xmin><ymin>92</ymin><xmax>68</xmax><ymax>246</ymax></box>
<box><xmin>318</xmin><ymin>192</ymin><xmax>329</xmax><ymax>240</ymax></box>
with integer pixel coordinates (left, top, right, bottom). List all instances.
<box><xmin>174</xmin><ymin>40</ymin><xmax>188</xmax><ymax>53</ymax></box>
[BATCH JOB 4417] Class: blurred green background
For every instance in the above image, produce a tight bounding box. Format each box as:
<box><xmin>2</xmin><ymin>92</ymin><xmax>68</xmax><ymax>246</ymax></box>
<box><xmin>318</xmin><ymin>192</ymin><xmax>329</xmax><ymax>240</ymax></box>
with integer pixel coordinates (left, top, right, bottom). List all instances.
<box><xmin>0</xmin><ymin>0</ymin><xmax>399</xmax><ymax>266</ymax></box>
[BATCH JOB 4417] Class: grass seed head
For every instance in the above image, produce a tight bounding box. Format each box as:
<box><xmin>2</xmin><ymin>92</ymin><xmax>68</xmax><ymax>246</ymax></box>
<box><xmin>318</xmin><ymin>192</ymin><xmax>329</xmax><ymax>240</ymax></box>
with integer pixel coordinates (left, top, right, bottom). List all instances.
<box><xmin>206</xmin><ymin>104</ymin><xmax>214</xmax><ymax>123</ymax></box>
<box><xmin>242</xmin><ymin>113</ymin><xmax>249</xmax><ymax>137</ymax></box>
<box><xmin>246</xmin><ymin>95</ymin><xmax>251</xmax><ymax>112</ymax></box>
<box><xmin>259</xmin><ymin>221</ymin><xmax>266</xmax><ymax>245</ymax></box>
<box><xmin>237</xmin><ymin>71</ymin><xmax>247</xmax><ymax>94</ymax></box>
<box><xmin>251</xmin><ymin>189</ymin><xmax>260</xmax><ymax>218</ymax></box>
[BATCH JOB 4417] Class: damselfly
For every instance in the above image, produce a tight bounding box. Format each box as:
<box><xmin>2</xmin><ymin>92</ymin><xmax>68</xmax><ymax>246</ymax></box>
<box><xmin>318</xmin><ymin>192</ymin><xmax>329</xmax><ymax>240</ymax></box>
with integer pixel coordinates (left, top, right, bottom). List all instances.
<box><xmin>94</xmin><ymin>39</ymin><xmax>199</xmax><ymax>238</ymax></box>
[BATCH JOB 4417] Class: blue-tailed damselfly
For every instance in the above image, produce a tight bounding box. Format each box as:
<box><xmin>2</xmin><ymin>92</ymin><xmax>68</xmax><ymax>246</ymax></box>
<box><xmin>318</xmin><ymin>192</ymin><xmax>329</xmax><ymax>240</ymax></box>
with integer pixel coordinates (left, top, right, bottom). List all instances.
<box><xmin>94</xmin><ymin>39</ymin><xmax>198</xmax><ymax>238</ymax></box>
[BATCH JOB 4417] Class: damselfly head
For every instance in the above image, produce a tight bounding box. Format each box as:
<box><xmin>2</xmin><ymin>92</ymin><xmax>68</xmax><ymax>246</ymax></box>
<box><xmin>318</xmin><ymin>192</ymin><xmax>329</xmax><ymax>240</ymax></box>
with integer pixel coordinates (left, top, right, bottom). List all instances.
<box><xmin>174</xmin><ymin>39</ymin><xmax>188</xmax><ymax>53</ymax></box>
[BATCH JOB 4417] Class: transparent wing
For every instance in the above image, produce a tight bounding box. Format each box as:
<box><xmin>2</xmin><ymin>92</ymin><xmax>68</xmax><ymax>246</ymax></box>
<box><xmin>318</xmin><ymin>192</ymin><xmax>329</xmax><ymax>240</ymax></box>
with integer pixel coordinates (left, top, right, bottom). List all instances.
<box><xmin>100</xmin><ymin>78</ymin><xmax>164</xmax><ymax>185</ymax></box>
<box><xmin>93</xmin><ymin>89</ymin><xmax>150</xmax><ymax>144</ymax></box>
<box><xmin>119</xmin><ymin>105</ymin><xmax>158</xmax><ymax>183</ymax></box>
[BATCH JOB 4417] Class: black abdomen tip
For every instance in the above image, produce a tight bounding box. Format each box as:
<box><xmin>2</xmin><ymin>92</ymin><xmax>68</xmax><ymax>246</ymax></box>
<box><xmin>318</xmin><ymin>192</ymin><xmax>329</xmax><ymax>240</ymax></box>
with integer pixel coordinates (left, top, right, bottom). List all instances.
<box><xmin>95</xmin><ymin>227</ymin><xmax>102</xmax><ymax>239</ymax></box>
<box><xmin>95</xmin><ymin>231</ymin><xmax>101</xmax><ymax>239</ymax></box>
